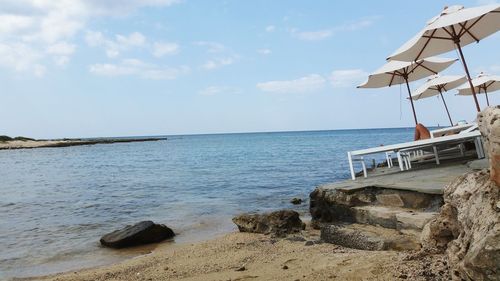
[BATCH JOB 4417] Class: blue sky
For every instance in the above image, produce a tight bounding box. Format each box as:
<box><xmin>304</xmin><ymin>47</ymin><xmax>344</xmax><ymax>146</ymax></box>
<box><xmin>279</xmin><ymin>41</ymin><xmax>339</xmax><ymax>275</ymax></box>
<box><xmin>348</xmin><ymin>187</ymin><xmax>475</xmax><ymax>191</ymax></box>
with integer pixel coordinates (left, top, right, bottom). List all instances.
<box><xmin>1</xmin><ymin>0</ymin><xmax>499</xmax><ymax>138</ymax></box>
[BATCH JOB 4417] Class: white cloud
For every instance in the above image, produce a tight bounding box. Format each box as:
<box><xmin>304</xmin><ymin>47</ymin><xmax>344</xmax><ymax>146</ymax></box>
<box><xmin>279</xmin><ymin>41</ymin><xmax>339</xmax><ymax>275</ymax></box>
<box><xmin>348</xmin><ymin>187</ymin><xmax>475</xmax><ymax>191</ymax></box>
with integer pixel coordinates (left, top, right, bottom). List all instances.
<box><xmin>194</xmin><ymin>41</ymin><xmax>226</xmax><ymax>53</ymax></box>
<box><xmin>198</xmin><ymin>86</ymin><xmax>239</xmax><ymax>96</ymax></box>
<box><xmin>0</xmin><ymin>0</ymin><xmax>181</xmax><ymax>76</ymax></box>
<box><xmin>265</xmin><ymin>25</ymin><xmax>276</xmax><ymax>32</ymax></box>
<box><xmin>257</xmin><ymin>74</ymin><xmax>326</xmax><ymax>93</ymax></box>
<box><xmin>46</xmin><ymin>41</ymin><xmax>76</xmax><ymax>66</ymax></box>
<box><xmin>85</xmin><ymin>31</ymin><xmax>147</xmax><ymax>58</ymax></box>
<box><xmin>0</xmin><ymin>14</ymin><xmax>34</xmax><ymax>34</ymax></box>
<box><xmin>291</xmin><ymin>29</ymin><xmax>333</xmax><ymax>41</ymax></box>
<box><xmin>46</xmin><ymin>41</ymin><xmax>76</xmax><ymax>56</ymax></box>
<box><xmin>330</xmin><ymin>69</ymin><xmax>368</xmax><ymax>88</ymax></box>
<box><xmin>84</xmin><ymin>0</ymin><xmax>182</xmax><ymax>16</ymax></box>
<box><xmin>89</xmin><ymin>58</ymin><xmax>189</xmax><ymax>80</ymax></box>
<box><xmin>0</xmin><ymin>42</ymin><xmax>44</xmax><ymax>76</ymax></box>
<box><xmin>152</xmin><ymin>42</ymin><xmax>179</xmax><ymax>57</ymax></box>
<box><xmin>194</xmin><ymin>41</ymin><xmax>239</xmax><ymax>70</ymax></box>
<box><xmin>116</xmin><ymin>32</ymin><xmax>146</xmax><ymax>47</ymax></box>
<box><xmin>201</xmin><ymin>57</ymin><xmax>235</xmax><ymax>70</ymax></box>
<box><xmin>257</xmin><ymin>48</ymin><xmax>272</xmax><ymax>55</ymax></box>
<box><xmin>290</xmin><ymin>17</ymin><xmax>379</xmax><ymax>41</ymax></box>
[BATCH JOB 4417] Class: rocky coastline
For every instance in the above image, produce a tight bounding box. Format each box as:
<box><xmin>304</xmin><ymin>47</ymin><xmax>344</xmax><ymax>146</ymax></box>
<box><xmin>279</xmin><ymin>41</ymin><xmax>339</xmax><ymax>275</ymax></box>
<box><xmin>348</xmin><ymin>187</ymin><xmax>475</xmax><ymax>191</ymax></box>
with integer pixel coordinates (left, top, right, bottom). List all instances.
<box><xmin>0</xmin><ymin>137</ymin><xmax>167</xmax><ymax>150</ymax></box>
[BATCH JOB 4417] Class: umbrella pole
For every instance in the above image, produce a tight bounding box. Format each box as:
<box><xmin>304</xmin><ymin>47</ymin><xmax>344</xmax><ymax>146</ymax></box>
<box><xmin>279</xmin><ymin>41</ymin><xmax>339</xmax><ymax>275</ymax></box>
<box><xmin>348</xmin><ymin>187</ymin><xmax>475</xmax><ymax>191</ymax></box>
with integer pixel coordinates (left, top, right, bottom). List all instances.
<box><xmin>455</xmin><ymin>42</ymin><xmax>481</xmax><ymax>112</ymax></box>
<box><xmin>404</xmin><ymin>77</ymin><xmax>418</xmax><ymax>125</ymax></box>
<box><xmin>485</xmin><ymin>88</ymin><xmax>490</xmax><ymax>106</ymax></box>
<box><xmin>438</xmin><ymin>89</ymin><xmax>453</xmax><ymax>126</ymax></box>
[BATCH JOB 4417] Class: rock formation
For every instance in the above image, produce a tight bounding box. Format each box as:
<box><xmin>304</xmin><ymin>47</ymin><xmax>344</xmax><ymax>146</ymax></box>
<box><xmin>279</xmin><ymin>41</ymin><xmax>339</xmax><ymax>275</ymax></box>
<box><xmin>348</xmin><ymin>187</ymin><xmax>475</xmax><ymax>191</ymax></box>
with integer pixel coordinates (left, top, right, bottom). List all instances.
<box><xmin>232</xmin><ymin>210</ymin><xmax>305</xmax><ymax>237</ymax></box>
<box><xmin>478</xmin><ymin>105</ymin><xmax>500</xmax><ymax>186</ymax></box>
<box><xmin>421</xmin><ymin>106</ymin><xmax>500</xmax><ymax>280</ymax></box>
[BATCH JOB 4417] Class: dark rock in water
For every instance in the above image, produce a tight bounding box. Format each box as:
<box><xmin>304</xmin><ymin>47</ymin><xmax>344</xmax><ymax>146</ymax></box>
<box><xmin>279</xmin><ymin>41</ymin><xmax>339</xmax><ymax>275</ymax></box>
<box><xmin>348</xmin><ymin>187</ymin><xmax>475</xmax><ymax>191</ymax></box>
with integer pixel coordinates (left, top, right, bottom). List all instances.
<box><xmin>232</xmin><ymin>210</ymin><xmax>305</xmax><ymax>237</ymax></box>
<box><xmin>290</xmin><ymin>198</ymin><xmax>303</xmax><ymax>205</ymax></box>
<box><xmin>100</xmin><ymin>221</ymin><xmax>175</xmax><ymax>248</ymax></box>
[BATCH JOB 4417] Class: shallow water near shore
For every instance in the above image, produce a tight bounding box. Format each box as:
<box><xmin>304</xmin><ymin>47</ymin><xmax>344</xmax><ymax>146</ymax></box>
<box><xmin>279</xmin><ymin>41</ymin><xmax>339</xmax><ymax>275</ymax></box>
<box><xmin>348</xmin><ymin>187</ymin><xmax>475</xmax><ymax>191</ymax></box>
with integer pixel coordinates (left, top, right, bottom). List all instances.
<box><xmin>0</xmin><ymin>129</ymin><xmax>413</xmax><ymax>279</ymax></box>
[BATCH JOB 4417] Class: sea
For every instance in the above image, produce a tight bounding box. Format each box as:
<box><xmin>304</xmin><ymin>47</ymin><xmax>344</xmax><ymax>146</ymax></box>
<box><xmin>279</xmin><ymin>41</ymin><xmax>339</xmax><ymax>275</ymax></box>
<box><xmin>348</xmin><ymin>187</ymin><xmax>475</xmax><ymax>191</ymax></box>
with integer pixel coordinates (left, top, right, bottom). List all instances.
<box><xmin>0</xmin><ymin>128</ymin><xmax>414</xmax><ymax>280</ymax></box>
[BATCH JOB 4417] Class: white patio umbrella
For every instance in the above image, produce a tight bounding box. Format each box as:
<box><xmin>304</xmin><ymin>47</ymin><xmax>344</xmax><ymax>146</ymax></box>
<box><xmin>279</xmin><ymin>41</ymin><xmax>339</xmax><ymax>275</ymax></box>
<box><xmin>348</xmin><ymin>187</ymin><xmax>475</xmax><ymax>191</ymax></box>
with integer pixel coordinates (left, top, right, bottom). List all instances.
<box><xmin>358</xmin><ymin>57</ymin><xmax>457</xmax><ymax>125</ymax></box>
<box><xmin>387</xmin><ymin>4</ymin><xmax>500</xmax><ymax>112</ymax></box>
<box><xmin>457</xmin><ymin>72</ymin><xmax>500</xmax><ymax>106</ymax></box>
<box><xmin>410</xmin><ymin>75</ymin><xmax>467</xmax><ymax>126</ymax></box>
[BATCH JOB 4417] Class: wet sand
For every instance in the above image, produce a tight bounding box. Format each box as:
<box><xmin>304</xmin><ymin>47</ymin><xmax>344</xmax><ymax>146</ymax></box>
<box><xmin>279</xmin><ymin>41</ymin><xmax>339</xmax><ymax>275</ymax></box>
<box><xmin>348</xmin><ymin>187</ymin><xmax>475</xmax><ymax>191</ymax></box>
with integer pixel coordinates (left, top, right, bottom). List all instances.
<box><xmin>24</xmin><ymin>229</ymin><xmax>449</xmax><ymax>281</ymax></box>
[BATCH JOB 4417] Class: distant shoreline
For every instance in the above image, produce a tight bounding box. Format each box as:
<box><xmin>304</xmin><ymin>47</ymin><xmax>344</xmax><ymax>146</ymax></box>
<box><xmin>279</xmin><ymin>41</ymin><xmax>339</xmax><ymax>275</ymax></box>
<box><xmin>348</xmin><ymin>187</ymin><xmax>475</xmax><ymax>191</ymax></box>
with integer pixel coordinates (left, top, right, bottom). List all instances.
<box><xmin>0</xmin><ymin>137</ymin><xmax>167</xmax><ymax>150</ymax></box>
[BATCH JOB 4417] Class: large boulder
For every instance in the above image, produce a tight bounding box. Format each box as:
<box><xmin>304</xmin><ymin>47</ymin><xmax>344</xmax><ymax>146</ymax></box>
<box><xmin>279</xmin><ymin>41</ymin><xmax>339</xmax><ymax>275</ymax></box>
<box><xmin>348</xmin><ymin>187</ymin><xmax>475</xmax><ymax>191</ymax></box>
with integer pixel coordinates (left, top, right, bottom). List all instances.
<box><xmin>478</xmin><ymin>105</ymin><xmax>500</xmax><ymax>186</ymax></box>
<box><xmin>421</xmin><ymin>171</ymin><xmax>500</xmax><ymax>280</ymax></box>
<box><xmin>232</xmin><ymin>210</ymin><xmax>305</xmax><ymax>237</ymax></box>
<box><xmin>420</xmin><ymin>106</ymin><xmax>500</xmax><ymax>281</ymax></box>
<box><xmin>100</xmin><ymin>221</ymin><xmax>175</xmax><ymax>248</ymax></box>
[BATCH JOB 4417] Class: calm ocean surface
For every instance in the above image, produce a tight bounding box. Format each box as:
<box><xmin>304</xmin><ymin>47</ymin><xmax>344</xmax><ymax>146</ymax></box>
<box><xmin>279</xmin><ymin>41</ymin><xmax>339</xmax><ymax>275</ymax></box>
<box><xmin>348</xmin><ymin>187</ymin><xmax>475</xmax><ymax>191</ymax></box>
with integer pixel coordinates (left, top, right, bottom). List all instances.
<box><xmin>0</xmin><ymin>128</ymin><xmax>413</xmax><ymax>279</ymax></box>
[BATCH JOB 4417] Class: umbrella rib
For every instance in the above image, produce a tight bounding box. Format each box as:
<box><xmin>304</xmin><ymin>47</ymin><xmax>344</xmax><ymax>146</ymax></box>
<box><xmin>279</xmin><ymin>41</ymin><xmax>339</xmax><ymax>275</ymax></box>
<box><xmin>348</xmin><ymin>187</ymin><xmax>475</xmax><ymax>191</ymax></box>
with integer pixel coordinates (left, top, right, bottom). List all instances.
<box><xmin>457</xmin><ymin>20</ymin><xmax>468</xmax><ymax>37</ymax></box>
<box><xmin>415</xmin><ymin>29</ymin><xmax>437</xmax><ymax>61</ymax></box>
<box><xmin>441</xmin><ymin>26</ymin><xmax>455</xmax><ymax>38</ymax></box>
<box><xmin>486</xmin><ymin>81</ymin><xmax>495</xmax><ymax>88</ymax></box>
<box><xmin>458</xmin><ymin>16</ymin><xmax>483</xmax><ymax>42</ymax></box>
<box><xmin>388</xmin><ymin>73</ymin><xmax>396</xmax><ymax>87</ymax></box>
<box><xmin>418</xmin><ymin>63</ymin><xmax>437</xmax><ymax>75</ymax></box>
<box><xmin>408</xmin><ymin>61</ymin><xmax>423</xmax><ymax>74</ymax></box>
<box><xmin>391</xmin><ymin>70</ymin><xmax>404</xmax><ymax>77</ymax></box>
<box><xmin>422</xmin><ymin>35</ymin><xmax>453</xmax><ymax>40</ymax></box>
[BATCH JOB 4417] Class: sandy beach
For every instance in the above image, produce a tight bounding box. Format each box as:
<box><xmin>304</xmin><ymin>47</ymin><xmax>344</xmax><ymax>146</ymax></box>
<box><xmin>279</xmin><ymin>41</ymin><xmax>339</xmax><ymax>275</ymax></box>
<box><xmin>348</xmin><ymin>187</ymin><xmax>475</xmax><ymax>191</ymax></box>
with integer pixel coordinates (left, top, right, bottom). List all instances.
<box><xmin>23</xmin><ymin>227</ymin><xmax>449</xmax><ymax>281</ymax></box>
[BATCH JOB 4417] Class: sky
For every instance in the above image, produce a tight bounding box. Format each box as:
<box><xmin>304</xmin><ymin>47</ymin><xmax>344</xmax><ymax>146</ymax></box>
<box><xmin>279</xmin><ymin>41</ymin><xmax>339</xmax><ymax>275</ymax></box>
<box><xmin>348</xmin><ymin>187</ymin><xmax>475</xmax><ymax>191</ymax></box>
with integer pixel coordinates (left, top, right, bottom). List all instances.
<box><xmin>1</xmin><ymin>0</ymin><xmax>499</xmax><ymax>138</ymax></box>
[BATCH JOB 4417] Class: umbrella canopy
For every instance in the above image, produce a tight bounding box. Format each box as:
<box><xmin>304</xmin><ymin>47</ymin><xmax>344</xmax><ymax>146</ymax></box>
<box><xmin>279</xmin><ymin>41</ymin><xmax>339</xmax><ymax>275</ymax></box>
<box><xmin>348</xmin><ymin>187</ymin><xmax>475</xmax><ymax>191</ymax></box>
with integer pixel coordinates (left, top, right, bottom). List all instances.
<box><xmin>358</xmin><ymin>57</ymin><xmax>457</xmax><ymax>124</ymax></box>
<box><xmin>410</xmin><ymin>75</ymin><xmax>467</xmax><ymax>125</ymax></box>
<box><xmin>358</xmin><ymin>57</ymin><xmax>457</xmax><ymax>88</ymax></box>
<box><xmin>411</xmin><ymin>75</ymin><xmax>467</xmax><ymax>100</ymax></box>
<box><xmin>457</xmin><ymin>73</ymin><xmax>500</xmax><ymax>106</ymax></box>
<box><xmin>387</xmin><ymin>4</ymin><xmax>500</xmax><ymax>112</ymax></box>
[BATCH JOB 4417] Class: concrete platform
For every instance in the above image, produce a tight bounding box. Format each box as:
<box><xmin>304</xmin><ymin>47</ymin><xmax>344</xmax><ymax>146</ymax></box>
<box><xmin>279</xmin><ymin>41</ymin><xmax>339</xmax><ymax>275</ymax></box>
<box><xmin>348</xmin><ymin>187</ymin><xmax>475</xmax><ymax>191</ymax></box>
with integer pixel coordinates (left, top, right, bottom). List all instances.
<box><xmin>320</xmin><ymin>159</ymin><xmax>476</xmax><ymax>195</ymax></box>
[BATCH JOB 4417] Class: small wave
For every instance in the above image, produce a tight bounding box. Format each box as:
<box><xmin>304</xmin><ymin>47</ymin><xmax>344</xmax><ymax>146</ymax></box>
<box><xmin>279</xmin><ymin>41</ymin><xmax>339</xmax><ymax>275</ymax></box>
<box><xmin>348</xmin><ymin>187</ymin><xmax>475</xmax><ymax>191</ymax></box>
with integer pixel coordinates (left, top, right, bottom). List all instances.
<box><xmin>1</xmin><ymin>202</ymin><xmax>16</xmax><ymax>208</ymax></box>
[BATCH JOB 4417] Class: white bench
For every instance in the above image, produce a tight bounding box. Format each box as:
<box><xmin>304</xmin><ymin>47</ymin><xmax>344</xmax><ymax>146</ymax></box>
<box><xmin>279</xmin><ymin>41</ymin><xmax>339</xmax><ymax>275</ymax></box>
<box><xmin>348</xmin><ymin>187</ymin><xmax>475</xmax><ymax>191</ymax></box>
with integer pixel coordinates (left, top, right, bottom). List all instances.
<box><xmin>347</xmin><ymin>131</ymin><xmax>484</xmax><ymax>180</ymax></box>
<box><xmin>430</xmin><ymin>123</ymin><xmax>475</xmax><ymax>138</ymax></box>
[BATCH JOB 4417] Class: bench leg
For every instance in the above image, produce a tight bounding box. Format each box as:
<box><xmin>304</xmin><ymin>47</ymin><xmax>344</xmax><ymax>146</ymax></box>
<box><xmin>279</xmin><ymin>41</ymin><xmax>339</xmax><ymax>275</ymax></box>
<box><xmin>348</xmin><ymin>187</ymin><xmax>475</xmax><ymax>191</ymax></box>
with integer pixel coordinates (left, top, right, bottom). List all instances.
<box><xmin>385</xmin><ymin>152</ymin><xmax>392</xmax><ymax>168</ymax></box>
<box><xmin>433</xmin><ymin>146</ymin><xmax>440</xmax><ymax>165</ymax></box>
<box><xmin>475</xmin><ymin>137</ymin><xmax>484</xmax><ymax>159</ymax></box>
<box><xmin>348</xmin><ymin>152</ymin><xmax>355</xmax><ymax>180</ymax></box>
<box><xmin>361</xmin><ymin>157</ymin><xmax>367</xmax><ymax>178</ymax></box>
<box><xmin>407</xmin><ymin>155</ymin><xmax>412</xmax><ymax>169</ymax></box>
<box><xmin>480</xmin><ymin>138</ymin><xmax>485</xmax><ymax>158</ymax></box>
<box><xmin>397</xmin><ymin>152</ymin><xmax>404</xmax><ymax>171</ymax></box>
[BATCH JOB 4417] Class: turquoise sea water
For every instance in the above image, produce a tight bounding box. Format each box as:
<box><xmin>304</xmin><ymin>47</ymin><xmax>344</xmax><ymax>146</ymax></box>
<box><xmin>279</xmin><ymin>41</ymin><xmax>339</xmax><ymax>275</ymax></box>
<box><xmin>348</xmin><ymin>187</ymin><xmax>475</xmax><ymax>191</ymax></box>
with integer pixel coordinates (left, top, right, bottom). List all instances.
<box><xmin>0</xmin><ymin>128</ymin><xmax>413</xmax><ymax>279</ymax></box>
